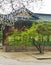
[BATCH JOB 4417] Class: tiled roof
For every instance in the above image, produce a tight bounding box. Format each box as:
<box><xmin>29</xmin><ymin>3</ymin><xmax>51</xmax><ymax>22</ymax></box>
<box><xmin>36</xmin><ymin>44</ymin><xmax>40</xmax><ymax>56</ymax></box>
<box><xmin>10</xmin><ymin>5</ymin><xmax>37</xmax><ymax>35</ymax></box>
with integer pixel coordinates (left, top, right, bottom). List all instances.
<box><xmin>0</xmin><ymin>6</ymin><xmax>51</xmax><ymax>23</ymax></box>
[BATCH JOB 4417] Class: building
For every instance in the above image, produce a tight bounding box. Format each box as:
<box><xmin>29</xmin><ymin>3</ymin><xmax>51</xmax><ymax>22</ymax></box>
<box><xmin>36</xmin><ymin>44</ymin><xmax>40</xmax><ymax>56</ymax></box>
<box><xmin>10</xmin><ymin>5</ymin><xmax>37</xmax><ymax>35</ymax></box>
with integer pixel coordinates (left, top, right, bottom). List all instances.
<box><xmin>0</xmin><ymin>6</ymin><xmax>51</xmax><ymax>45</ymax></box>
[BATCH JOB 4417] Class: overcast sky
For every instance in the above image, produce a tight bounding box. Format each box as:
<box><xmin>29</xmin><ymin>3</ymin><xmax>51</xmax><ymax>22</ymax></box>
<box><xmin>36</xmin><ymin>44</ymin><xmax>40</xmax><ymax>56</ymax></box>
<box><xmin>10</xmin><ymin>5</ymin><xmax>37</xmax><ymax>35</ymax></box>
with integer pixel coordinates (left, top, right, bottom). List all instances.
<box><xmin>0</xmin><ymin>0</ymin><xmax>51</xmax><ymax>14</ymax></box>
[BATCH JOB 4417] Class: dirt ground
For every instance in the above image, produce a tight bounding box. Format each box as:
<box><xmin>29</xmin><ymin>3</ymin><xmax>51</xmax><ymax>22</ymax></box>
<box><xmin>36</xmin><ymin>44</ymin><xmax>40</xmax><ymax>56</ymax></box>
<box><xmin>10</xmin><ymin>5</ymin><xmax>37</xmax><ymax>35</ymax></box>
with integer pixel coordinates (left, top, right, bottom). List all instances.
<box><xmin>0</xmin><ymin>49</ymin><xmax>51</xmax><ymax>65</ymax></box>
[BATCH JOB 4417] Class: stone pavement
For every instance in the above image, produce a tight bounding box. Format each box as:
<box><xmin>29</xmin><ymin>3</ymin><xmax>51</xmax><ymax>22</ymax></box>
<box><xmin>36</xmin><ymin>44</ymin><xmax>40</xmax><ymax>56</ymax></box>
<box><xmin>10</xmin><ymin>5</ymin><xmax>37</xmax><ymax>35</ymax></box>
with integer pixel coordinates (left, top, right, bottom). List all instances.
<box><xmin>0</xmin><ymin>49</ymin><xmax>51</xmax><ymax>65</ymax></box>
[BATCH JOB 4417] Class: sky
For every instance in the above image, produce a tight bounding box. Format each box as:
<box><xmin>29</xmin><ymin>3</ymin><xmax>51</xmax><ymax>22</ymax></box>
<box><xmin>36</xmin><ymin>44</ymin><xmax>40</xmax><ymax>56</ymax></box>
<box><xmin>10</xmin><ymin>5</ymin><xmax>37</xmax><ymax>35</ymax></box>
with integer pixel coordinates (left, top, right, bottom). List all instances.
<box><xmin>0</xmin><ymin>0</ymin><xmax>51</xmax><ymax>14</ymax></box>
<box><xmin>33</xmin><ymin>0</ymin><xmax>51</xmax><ymax>14</ymax></box>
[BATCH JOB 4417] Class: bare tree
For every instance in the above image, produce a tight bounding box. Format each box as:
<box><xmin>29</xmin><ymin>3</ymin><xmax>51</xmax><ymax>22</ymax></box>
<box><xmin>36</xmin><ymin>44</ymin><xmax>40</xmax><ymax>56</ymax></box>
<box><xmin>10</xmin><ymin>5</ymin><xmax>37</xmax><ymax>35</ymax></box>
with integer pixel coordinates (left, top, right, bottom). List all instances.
<box><xmin>0</xmin><ymin>0</ymin><xmax>43</xmax><ymax>14</ymax></box>
<box><xmin>0</xmin><ymin>0</ymin><xmax>43</xmax><ymax>29</ymax></box>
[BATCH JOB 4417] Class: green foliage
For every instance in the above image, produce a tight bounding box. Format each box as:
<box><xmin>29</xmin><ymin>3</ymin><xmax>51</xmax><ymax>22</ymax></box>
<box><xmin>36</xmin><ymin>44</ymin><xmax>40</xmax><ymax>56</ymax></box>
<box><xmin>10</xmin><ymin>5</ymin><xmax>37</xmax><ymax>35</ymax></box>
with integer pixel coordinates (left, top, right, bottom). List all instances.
<box><xmin>0</xmin><ymin>31</ymin><xmax>2</xmax><ymax>43</ymax></box>
<box><xmin>5</xmin><ymin>20</ymin><xmax>51</xmax><ymax>46</ymax></box>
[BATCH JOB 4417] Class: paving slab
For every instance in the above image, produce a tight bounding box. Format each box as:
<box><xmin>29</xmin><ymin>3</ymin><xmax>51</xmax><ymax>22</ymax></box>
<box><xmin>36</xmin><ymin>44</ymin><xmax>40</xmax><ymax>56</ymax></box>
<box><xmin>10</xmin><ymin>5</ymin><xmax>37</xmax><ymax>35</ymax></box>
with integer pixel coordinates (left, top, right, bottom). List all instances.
<box><xmin>32</xmin><ymin>52</ymin><xmax>51</xmax><ymax>59</ymax></box>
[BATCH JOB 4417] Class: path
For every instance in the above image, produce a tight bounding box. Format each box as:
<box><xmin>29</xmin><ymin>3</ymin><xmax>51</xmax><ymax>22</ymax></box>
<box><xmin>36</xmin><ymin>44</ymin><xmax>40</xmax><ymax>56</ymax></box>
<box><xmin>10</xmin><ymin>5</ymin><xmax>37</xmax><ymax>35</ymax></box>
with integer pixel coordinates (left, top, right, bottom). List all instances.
<box><xmin>0</xmin><ymin>50</ymin><xmax>51</xmax><ymax>65</ymax></box>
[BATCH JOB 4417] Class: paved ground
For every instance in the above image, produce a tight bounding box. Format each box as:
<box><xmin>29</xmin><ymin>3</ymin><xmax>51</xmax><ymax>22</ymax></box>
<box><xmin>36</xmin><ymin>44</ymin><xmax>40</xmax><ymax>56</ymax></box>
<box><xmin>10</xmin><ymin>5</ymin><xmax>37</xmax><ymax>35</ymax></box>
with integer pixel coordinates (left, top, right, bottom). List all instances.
<box><xmin>0</xmin><ymin>49</ymin><xmax>51</xmax><ymax>65</ymax></box>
